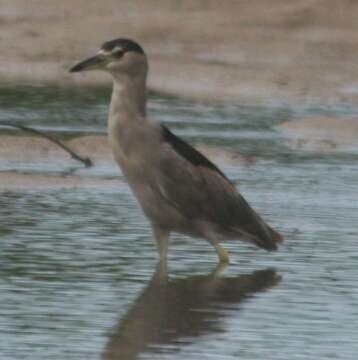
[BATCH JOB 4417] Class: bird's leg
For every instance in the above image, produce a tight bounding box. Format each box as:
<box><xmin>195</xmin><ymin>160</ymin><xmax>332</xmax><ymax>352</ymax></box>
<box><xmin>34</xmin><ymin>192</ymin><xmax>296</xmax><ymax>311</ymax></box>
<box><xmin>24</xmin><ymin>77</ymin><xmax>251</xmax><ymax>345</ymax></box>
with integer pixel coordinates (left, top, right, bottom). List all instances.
<box><xmin>211</xmin><ymin>262</ymin><xmax>229</xmax><ymax>277</ymax></box>
<box><xmin>153</xmin><ymin>226</ymin><xmax>170</xmax><ymax>263</ymax></box>
<box><xmin>153</xmin><ymin>260</ymin><xmax>169</xmax><ymax>284</ymax></box>
<box><xmin>212</xmin><ymin>241</ymin><xmax>230</xmax><ymax>264</ymax></box>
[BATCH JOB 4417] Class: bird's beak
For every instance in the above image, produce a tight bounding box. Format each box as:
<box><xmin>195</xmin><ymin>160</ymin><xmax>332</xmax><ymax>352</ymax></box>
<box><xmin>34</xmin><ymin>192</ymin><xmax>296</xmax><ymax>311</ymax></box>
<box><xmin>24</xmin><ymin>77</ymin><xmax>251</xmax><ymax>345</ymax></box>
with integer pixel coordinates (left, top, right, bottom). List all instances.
<box><xmin>69</xmin><ymin>54</ymin><xmax>106</xmax><ymax>73</ymax></box>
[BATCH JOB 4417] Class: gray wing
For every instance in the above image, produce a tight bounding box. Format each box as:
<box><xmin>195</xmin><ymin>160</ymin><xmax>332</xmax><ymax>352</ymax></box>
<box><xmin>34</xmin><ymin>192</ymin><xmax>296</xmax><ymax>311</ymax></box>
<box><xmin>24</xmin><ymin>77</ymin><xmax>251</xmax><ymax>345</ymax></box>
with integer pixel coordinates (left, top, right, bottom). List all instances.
<box><xmin>154</xmin><ymin>126</ymin><xmax>282</xmax><ymax>250</ymax></box>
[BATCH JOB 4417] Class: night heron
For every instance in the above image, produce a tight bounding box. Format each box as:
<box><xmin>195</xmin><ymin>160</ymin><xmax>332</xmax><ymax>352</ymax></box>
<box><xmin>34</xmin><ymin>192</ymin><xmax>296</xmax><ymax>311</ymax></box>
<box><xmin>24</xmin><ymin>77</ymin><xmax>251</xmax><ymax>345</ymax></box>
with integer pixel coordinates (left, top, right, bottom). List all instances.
<box><xmin>70</xmin><ymin>38</ymin><xmax>283</xmax><ymax>263</ymax></box>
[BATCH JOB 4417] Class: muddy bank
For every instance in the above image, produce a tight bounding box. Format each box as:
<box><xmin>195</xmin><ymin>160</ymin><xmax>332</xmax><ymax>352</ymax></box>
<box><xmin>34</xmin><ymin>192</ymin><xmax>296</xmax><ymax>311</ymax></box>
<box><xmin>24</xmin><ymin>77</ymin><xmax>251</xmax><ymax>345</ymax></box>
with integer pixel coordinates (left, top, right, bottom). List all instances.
<box><xmin>0</xmin><ymin>134</ymin><xmax>254</xmax><ymax>189</ymax></box>
<box><xmin>0</xmin><ymin>135</ymin><xmax>253</xmax><ymax>167</ymax></box>
<box><xmin>0</xmin><ymin>171</ymin><xmax>124</xmax><ymax>190</ymax></box>
<box><xmin>2</xmin><ymin>1</ymin><xmax>358</xmax><ymax>104</ymax></box>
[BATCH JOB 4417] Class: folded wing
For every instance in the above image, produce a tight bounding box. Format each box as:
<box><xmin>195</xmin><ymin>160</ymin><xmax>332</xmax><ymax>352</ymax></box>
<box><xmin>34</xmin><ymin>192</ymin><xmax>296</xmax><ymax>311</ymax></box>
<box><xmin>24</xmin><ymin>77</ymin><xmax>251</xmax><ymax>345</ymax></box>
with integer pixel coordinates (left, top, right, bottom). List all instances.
<box><xmin>155</xmin><ymin>126</ymin><xmax>283</xmax><ymax>250</ymax></box>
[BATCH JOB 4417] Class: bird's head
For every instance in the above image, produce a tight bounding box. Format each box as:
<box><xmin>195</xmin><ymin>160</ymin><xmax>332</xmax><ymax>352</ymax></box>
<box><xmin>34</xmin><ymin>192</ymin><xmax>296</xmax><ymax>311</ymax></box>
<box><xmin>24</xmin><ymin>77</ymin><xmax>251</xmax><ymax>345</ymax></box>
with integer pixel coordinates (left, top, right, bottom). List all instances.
<box><xmin>69</xmin><ymin>38</ymin><xmax>147</xmax><ymax>78</ymax></box>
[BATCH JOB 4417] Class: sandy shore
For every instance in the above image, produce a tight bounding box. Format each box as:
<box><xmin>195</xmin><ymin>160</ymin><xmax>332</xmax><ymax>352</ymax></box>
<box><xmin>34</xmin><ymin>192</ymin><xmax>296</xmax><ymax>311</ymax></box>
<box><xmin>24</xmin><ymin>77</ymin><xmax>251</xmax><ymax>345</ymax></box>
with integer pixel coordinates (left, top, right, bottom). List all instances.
<box><xmin>2</xmin><ymin>0</ymin><xmax>358</xmax><ymax>104</ymax></box>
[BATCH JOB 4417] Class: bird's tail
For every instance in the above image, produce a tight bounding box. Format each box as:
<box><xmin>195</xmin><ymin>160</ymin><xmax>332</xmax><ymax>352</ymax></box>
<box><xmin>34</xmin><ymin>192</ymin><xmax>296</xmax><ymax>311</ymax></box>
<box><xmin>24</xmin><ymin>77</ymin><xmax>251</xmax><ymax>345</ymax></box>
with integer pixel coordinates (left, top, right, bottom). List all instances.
<box><xmin>264</xmin><ymin>225</ymin><xmax>284</xmax><ymax>250</ymax></box>
<box><xmin>227</xmin><ymin>193</ymin><xmax>284</xmax><ymax>251</ymax></box>
<box><xmin>237</xmin><ymin>213</ymin><xmax>284</xmax><ymax>251</ymax></box>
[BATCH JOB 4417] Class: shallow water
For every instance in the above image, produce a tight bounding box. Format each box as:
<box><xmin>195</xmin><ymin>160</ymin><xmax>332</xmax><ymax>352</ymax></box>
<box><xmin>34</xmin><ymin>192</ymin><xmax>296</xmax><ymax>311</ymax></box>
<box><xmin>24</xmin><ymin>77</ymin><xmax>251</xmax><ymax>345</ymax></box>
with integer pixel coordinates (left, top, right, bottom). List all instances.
<box><xmin>0</xmin><ymin>85</ymin><xmax>357</xmax><ymax>359</ymax></box>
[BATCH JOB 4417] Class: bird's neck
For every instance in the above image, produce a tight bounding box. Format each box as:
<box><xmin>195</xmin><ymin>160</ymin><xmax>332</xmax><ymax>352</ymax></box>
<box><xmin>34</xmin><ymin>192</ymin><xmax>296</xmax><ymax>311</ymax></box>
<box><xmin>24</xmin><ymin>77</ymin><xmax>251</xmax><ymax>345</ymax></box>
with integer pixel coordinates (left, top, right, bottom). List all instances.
<box><xmin>109</xmin><ymin>73</ymin><xmax>147</xmax><ymax>128</ymax></box>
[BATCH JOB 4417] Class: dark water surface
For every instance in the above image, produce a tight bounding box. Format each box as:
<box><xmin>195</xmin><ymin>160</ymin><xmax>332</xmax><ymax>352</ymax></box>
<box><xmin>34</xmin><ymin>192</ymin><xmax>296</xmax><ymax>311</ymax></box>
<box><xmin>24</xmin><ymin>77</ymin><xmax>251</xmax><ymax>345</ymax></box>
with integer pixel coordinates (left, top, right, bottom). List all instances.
<box><xmin>0</xmin><ymin>85</ymin><xmax>357</xmax><ymax>359</ymax></box>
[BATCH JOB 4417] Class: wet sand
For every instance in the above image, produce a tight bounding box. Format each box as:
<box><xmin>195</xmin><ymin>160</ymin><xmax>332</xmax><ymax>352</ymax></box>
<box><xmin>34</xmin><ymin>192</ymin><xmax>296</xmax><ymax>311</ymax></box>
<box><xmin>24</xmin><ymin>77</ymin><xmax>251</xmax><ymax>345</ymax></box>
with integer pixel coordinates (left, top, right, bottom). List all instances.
<box><xmin>2</xmin><ymin>1</ymin><xmax>358</xmax><ymax>104</ymax></box>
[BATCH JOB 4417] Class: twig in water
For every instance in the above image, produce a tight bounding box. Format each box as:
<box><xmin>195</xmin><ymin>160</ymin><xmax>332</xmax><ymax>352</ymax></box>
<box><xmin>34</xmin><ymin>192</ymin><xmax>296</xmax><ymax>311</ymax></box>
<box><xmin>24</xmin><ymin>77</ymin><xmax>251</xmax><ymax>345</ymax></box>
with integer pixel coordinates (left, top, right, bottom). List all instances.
<box><xmin>0</xmin><ymin>121</ymin><xmax>93</xmax><ymax>167</ymax></box>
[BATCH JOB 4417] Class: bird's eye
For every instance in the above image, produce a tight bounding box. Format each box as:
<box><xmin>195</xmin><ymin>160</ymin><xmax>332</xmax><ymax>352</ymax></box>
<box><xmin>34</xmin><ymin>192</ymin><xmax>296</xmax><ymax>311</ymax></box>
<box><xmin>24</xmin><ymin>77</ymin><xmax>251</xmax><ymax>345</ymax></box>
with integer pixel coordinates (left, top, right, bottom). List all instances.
<box><xmin>113</xmin><ymin>49</ymin><xmax>125</xmax><ymax>58</ymax></box>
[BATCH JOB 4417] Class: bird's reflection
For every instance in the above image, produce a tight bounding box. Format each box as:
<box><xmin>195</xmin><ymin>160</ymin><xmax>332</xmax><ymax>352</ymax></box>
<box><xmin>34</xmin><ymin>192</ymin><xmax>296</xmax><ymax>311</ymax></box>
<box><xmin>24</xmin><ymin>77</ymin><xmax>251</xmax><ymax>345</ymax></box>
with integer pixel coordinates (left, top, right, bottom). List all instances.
<box><xmin>102</xmin><ymin>264</ymin><xmax>281</xmax><ymax>360</ymax></box>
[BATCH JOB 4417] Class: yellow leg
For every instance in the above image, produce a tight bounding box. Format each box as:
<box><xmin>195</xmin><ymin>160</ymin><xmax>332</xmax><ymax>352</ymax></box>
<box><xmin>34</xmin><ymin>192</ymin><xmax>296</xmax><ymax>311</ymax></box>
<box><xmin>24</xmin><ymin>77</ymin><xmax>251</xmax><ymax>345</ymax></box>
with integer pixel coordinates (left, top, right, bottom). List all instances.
<box><xmin>212</xmin><ymin>242</ymin><xmax>230</xmax><ymax>264</ymax></box>
<box><xmin>153</xmin><ymin>227</ymin><xmax>170</xmax><ymax>262</ymax></box>
<box><xmin>211</xmin><ymin>261</ymin><xmax>229</xmax><ymax>277</ymax></box>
